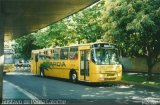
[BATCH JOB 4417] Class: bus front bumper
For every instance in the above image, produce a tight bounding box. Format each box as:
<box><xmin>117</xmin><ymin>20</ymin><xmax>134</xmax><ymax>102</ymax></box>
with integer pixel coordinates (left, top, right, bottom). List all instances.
<box><xmin>90</xmin><ymin>72</ymin><xmax>122</xmax><ymax>83</ymax></box>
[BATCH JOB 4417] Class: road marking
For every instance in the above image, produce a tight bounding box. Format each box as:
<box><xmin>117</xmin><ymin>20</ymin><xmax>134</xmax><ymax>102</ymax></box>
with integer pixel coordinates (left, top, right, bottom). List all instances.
<box><xmin>3</xmin><ymin>80</ymin><xmax>44</xmax><ymax>104</ymax></box>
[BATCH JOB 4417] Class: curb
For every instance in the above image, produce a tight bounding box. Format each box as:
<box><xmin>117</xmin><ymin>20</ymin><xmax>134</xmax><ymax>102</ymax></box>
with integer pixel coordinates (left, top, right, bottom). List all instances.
<box><xmin>119</xmin><ymin>80</ymin><xmax>160</xmax><ymax>90</ymax></box>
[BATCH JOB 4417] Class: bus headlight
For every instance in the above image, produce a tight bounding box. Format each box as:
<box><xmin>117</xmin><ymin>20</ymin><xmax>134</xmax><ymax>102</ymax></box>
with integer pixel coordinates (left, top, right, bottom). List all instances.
<box><xmin>99</xmin><ymin>74</ymin><xmax>105</xmax><ymax>80</ymax></box>
<box><xmin>100</xmin><ymin>74</ymin><xmax>104</xmax><ymax>78</ymax></box>
<box><xmin>117</xmin><ymin>72</ymin><xmax>121</xmax><ymax>76</ymax></box>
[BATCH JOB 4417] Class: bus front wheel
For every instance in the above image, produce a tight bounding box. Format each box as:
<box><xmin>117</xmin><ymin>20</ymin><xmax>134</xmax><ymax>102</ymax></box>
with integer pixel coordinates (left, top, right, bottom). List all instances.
<box><xmin>70</xmin><ymin>71</ymin><xmax>77</xmax><ymax>83</ymax></box>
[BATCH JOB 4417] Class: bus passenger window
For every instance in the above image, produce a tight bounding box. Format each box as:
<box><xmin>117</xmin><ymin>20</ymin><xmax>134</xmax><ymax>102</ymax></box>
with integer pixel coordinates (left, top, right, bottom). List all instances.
<box><xmin>31</xmin><ymin>54</ymin><xmax>34</xmax><ymax>60</ymax></box>
<box><xmin>39</xmin><ymin>50</ymin><xmax>45</xmax><ymax>60</ymax></box>
<box><xmin>51</xmin><ymin>50</ymin><xmax>54</xmax><ymax>59</ymax></box>
<box><xmin>60</xmin><ymin>48</ymin><xmax>69</xmax><ymax>60</ymax></box>
<box><xmin>54</xmin><ymin>48</ymin><xmax>60</xmax><ymax>60</ymax></box>
<box><xmin>60</xmin><ymin>52</ymin><xmax>65</xmax><ymax>59</ymax></box>
<box><xmin>69</xmin><ymin>47</ymin><xmax>78</xmax><ymax>60</ymax></box>
<box><xmin>46</xmin><ymin>50</ymin><xmax>52</xmax><ymax>59</ymax></box>
<box><xmin>73</xmin><ymin>53</ymin><xmax>78</xmax><ymax>59</ymax></box>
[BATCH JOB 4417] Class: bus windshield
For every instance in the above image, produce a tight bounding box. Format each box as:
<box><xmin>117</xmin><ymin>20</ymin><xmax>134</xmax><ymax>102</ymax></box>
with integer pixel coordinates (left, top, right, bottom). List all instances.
<box><xmin>91</xmin><ymin>48</ymin><xmax>119</xmax><ymax>65</ymax></box>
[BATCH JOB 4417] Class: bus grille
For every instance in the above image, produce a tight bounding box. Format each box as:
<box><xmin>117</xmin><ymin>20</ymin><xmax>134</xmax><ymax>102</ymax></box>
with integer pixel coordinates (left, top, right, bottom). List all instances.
<box><xmin>105</xmin><ymin>77</ymin><xmax>116</xmax><ymax>80</ymax></box>
<box><xmin>107</xmin><ymin>73</ymin><xmax>115</xmax><ymax>76</ymax></box>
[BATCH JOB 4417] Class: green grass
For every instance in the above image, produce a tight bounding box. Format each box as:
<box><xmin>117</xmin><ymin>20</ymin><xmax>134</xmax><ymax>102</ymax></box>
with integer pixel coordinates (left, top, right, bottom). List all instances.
<box><xmin>122</xmin><ymin>72</ymin><xmax>160</xmax><ymax>87</ymax></box>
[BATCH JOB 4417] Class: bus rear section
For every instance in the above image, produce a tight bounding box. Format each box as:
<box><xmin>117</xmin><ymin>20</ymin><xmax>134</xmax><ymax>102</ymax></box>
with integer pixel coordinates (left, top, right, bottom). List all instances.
<box><xmin>4</xmin><ymin>64</ymin><xmax>15</xmax><ymax>74</ymax></box>
<box><xmin>4</xmin><ymin>48</ymin><xmax>15</xmax><ymax>74</ymax></box>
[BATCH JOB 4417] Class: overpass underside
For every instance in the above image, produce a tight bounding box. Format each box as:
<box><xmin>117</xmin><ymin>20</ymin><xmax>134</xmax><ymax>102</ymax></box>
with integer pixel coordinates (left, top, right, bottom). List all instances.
<box><xmin>0</xmin><ymin>0</ymin><xmax>99</xmax><ymax>103</ymax></box>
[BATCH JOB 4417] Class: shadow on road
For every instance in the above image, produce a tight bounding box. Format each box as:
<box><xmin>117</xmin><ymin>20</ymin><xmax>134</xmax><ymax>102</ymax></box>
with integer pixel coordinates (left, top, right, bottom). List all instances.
<box><xmin>3</xmin><ymin>71</ymin><xmax>160</xmax><ymax>105</ymax></box>
<box><xmin>39</xmin><ymin>75</ymin><xmax>123</xmax><ymax>88</ymax></box>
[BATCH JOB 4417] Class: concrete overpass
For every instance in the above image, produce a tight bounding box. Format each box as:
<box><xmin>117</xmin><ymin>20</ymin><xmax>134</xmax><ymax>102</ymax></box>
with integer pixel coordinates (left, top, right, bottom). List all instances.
<box><xmin>0</xmin><ymin>0</ymin><xmax>99</xmax><ymax>103</ymax></box>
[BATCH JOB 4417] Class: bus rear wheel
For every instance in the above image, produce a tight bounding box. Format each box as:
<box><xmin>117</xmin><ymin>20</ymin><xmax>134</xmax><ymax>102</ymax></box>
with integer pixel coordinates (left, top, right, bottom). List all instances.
<box><xmin>70</xmin><ymin>71</ymin><xmax>77</xmax><ymax>83</ymax></box>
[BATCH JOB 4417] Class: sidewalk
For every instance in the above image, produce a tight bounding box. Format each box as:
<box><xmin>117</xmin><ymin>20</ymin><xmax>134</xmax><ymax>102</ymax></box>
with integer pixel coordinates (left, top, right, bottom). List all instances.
<box><xmin>2</xmin><ymin>71</ymin><xmax>39</xmax><ymax>104</ymax></box>
<box><xmin>3</xmin><ymin>80</ymin><xmax>34</xmax><ymax>100</ymax></box>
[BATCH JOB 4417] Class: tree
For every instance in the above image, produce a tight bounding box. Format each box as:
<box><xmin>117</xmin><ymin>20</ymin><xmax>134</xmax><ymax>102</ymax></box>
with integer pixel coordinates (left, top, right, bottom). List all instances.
<box><xmin>12</xmin><ymin>2</ymin><xmax>104</xmax><ymax>60</ymax></box>
<box><xmin>33</xmin><ymin>1</ymin><xmax>104</xmax><ymax>46</ymax></box>
<box><xmin>13</xmin><ymin>34</ymin><xmax>41</xmax><ymax>60</ymax></box>
<box><xmin>101</xmin><ymin>0</ymin><xmax>160</xmax><ymax>80</ymax></box>
<box><xmin>65</xmin><ymin>1</ymin><xmax>104</xmax><ymax>43</ymax></box>
<box><xmin>33</xmin><ymin>21</ymin><xmax>70</xmax><ymax>47</ymax></box>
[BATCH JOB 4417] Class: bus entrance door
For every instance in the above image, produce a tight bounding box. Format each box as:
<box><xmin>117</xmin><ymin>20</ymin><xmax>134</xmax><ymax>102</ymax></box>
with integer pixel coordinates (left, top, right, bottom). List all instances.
<box><xmin>80</xmin><ymin>50</ymin><xmax>90</xmax><ymax>81</ymax></box>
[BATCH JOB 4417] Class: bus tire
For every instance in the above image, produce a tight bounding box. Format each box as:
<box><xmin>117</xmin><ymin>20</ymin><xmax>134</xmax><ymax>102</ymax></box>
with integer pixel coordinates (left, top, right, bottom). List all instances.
<box><xmin>70</xmin><ymin>70</ymin><xmax>78</xmax><ymax>83</ymax></box>
<box><xmin>40</xmin><ymin>68</ymin><xmax>45</xmax><ymax>77</ymax></box>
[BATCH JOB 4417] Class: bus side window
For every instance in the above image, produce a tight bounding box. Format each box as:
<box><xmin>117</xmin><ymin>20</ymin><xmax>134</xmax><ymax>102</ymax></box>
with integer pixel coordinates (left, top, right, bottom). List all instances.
<box><xmin>39</xmin><ymin>50</ymin><xmax>45</xmax><ymax>60</ymax></box>
<box><xmin>60</xmin><ymin>48</ymin><xmax>69</xmax><ymax>60</ymax></box>
<box><xmin>54</xmin><ymin>48</ymin><xmax>60</xmax><ymax>60</ymax></box>
<box><xmin>52</xmin><ymin>49</ymin><xmax>54</xmax><ymax>59</ymax></box>
<box><xmin>46</xmin><ymin>50</ymin><xmax>52</xmax><ymax>59</ymax></box>
<box><xmin>73</xmin><ymin>53</ymin><xmax>78</xmax><ymax>59</ymax></box>
<box><xmin>31</xmin><ymin>53</ymin><xmax>34</xmax><ymax>60</ymax></box>
<box><xmin>70</xmin><ymin>47</ymin><xmax>78</xmax><ymax>60</ymax></box>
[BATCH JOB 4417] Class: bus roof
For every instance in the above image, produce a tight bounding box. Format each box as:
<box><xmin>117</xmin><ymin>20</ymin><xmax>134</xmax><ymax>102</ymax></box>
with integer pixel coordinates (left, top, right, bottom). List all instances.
<box><xmin>32</xmin><ymin>42</ymin><xmax>116</xmax><ymax>52</ymax></box>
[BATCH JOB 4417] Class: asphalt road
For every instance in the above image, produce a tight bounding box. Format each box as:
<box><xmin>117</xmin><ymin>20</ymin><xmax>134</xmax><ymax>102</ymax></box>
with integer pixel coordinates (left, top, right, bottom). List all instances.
<box><xmin>3</xmin><ymin>71</ymin><xmax>160</xmax><ymax>105</ymax></box>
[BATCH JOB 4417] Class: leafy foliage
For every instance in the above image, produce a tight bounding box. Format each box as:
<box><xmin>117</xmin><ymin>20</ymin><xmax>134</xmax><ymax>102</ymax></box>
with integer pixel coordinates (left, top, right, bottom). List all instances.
<box><xmin>40</xmin><ymin>62</ymin><xmax>53</xmax><ymax>71</ymax></box>
<box><xmin>65</xmin><ymin>1</ymin><xmax>104</xmax><ymax>43</ymax></box>
<box><xmin>12</xmin><ymin>1</ymin><xmax>104</xmax><ymax>60</ymax></box>
<box><xmin>33</xmin><ymin>21</ymin><xmax>69</xmax><ymax>47</ymax></box>
<box><xmin>12</xmin><ymin>34</ymin><xmax>41</xmax><ymax>60</ymax></box>
<box><xmin>101</xmin><ymin>0</ymin><xmax>160</xmax><ymax>80</ymax></box>
<box><xmin>12</xmin><ymin>0</ymin><xmax>160</xmax><ymax>80</ymax></box>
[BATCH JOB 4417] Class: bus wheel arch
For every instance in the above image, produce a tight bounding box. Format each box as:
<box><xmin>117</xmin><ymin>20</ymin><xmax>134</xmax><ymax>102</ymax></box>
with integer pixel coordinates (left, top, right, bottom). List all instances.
<box><xmin>69</xmin><ymin>69</ymin><xmax>78</xmax><ymax>82</ymax></box>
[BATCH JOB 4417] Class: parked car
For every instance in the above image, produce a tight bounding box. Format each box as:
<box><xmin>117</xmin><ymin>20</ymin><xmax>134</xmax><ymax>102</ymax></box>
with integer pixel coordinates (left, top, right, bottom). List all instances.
<box><xmin>15</xmin><ymin>60</ymin><xmax>30</xmax><ymax>67</ymax></box>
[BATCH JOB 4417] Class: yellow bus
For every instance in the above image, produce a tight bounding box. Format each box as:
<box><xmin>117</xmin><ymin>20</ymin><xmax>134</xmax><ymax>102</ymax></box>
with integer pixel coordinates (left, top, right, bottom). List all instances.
<box><xmin>4</xmin><ymin>48</ymin><xmax>15</xmax><ymax>74</ymax></box>
<box><xmin>31</xmin><ymin>42</ymin><xmax>122</xmax><ymax>83</ymax></box>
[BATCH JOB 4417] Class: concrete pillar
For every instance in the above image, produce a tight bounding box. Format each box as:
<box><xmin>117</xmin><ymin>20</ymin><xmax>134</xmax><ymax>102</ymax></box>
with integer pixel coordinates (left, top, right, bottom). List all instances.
<box><xmin>0</xmin><ymin>0</ymin><xmax>4</xmax><ymax>103</ymax></box>
<box><xmin>0</xmin><ymin>28</ymin><xmax>4</xmax><ymax>104</ymax></box>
